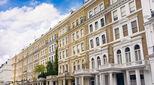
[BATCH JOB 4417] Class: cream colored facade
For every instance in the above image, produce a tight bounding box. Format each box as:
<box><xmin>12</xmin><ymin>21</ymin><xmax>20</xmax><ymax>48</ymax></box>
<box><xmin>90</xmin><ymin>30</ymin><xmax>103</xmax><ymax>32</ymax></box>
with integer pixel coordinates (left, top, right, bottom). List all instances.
<box><xmin>12</xmin><ymin>0</ymin><xmax>154</xmax><ymax>85</ymax></box>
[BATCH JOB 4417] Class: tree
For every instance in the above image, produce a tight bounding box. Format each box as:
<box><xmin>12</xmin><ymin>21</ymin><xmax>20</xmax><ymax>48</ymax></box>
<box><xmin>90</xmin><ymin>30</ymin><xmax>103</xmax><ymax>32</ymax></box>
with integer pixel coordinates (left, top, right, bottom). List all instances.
<box><xmin>38</xmin><ymin>72</ymin><xmax>47</xmax><ymax>78</ymax></box>
<box><xmin>34</xmin><ymin>64</ymin><xmax>45</xmax><ymax>73</ymax></box>
<box><xmin>46</xmin><ymin>61</ymin><xmax>54</xmax><ymax>75</ymax></box>
<box><xmin>54</xmin><ymin>40</ymin><xmax>58</xmax><ymax>75</ymax></box>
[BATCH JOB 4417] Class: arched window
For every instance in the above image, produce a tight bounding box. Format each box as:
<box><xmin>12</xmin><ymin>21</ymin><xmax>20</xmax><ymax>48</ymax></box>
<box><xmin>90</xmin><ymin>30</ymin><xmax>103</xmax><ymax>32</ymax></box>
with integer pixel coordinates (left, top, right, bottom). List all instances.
<box><xmin>134</xmin><ymin>45</ymin><xmax>141</xmax><ymax>61</ymax></box>
<box><xmin>91</xmin><ymin>58</ymin><xmax>95</xmax><ymax>69</ymax></box>
<box><xmin>125</xmin><ymin>47</ymin><xmax>131</xmax><ymax>64</ymax></box>
<box><xmin>117</xmin><ymin>50</ymin><xmax>122</xmax><ymax>64</ymax></box>
<box><xmin>97</xmin><ymin>56</ymin><xmax>101</xmax><ymax>67</ymax></box>
<box><xmin>103</xmin><ymin>55</ymin><xmax>107</xmax><ymax>64</ymax></box>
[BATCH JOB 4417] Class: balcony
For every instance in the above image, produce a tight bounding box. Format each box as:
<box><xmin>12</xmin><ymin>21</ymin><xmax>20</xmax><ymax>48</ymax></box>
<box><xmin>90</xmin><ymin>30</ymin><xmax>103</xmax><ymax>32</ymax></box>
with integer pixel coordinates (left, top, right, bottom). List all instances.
<box><xmin>74</xmin><ymin>69</ymin><xmax>97</xmax><ymax>76</ymax></box>
<box><xmin>98</xmin><ymin>60</ymin><xmax>149</xmax><ymax>72</ymax></box>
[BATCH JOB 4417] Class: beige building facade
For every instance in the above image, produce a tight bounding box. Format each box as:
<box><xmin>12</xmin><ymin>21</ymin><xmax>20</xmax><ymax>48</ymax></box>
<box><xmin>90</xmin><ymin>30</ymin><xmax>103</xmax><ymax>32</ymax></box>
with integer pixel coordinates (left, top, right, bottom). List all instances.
<box><xmin>12</xmin><ymin>0</ymin><xmax>154</xmax><ymax>85</ymax></box>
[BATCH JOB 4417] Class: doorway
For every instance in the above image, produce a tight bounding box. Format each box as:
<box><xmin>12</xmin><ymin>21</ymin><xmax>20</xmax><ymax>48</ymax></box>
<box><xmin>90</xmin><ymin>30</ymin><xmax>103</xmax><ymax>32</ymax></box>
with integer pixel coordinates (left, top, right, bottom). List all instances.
<box><xmin>116</xmin><ymin>73</ymin><xmax>125</xmax><ymax>85</ymax></box>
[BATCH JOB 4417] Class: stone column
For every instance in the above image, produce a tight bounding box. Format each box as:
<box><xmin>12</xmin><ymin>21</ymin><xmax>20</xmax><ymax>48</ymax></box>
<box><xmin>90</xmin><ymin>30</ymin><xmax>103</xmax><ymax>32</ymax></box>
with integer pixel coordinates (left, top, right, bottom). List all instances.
<box><xmin>135</xmin><ymin>69</ymin><xmax>141</xmax><ymax>85</ymax></box>
<box><xmin>102</xmin><ymin>74</ymin><xmax>105</xmax><ymax>85</ymax></box>
<box><xmin>81</xmin><ymin>76</ymin><xmax>84</xmax><ymax>85</ymax></box>
<box><xmin>100</xmin><ymin>73</ymin><xmax>102</xmax><ymax>85</ymax></box>
<box><xmin>126</xmin><ymin>71</ymin><xmax>130</xmax><ymax>85</ymax></box>
<box><xmin>95</xmin><ymin>75</ymin><xmax>98</xmax><ymax>85</ymax></box>
<box><xmin>75</xmin><ymin>77</ymin><xmax>77</xmax><ymax>85</ymax></box>
<box><xmin>109</xmin><ymin>73</ymin><xmax>113</xmax><ymax>85</ymax></box>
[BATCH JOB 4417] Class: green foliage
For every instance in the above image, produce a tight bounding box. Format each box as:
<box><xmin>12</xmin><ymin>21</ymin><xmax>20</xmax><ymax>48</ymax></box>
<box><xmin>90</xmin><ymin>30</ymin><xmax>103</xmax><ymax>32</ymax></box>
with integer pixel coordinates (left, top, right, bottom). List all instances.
<box><xmin>46</xmin><ymin>61</ymin><xmax>54</xmax><ymax>75</ymax></box>
<box><xmin>38</xmin><ymin>72</ymin><xmax>47</xmax><ymax>78</ymax></box>
<box><xmin>34</xmin><ymin>64</ymin><xmax>45</xmax><ymax>73</ymax></box>
<box><xmin>34</xmin><ymin>40</ymin><xmax>59</xmax><ymax>78</ymax></box>
<box><xmin>54</xmin><ymin>40</ymin><xmax>58</xmax><ymax>75</ymax></box>
<box><xmin>32</xmin><ymin>76</ymin><xmax>36</xmax><ymax>80</ymax></box>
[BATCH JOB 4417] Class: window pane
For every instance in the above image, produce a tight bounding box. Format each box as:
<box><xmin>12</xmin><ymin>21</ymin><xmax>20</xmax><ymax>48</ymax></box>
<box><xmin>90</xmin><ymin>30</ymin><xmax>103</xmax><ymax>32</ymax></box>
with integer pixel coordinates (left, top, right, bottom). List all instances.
<box><xmin>76</xmin><ymin>19</ymin><xmax>79</xmax><ymax>26</ymax></box>
<box><xmin>94</xmin><ymin>7</ymin><xmax>98</xmax><ymax>14</ymax></box>
<box><xmin>89</xmin><ymin>11</ymin><xmax>93</xmax><ymax>18</ymax></box>
<box><xmin>100</xmin><ymin>3</ymin><xmax>104</xmax><ymax>11</ymax></box>
<box><xmin>113</xmin><ymin>10</ymin><xmax>118</xmax><ymax>21</ymax></box>
<box><xmin>90</xmin><ymin>24</ymin><xmax>93</xmax><ymax>32</ymax></box>
<box><xmin>121</xmin><ymin>6</ymin><xmax>126</xmax><ymax>17</ymax></box>
<box><xmin>95</xmin><ymin>21</ymin><xmax>98</xmax><ymax>30</ymax></box>
<box><xmin>96</xmin><ymin>37</ymin><xmax>100</xmax><ymax>46</ymax></box>
<box><xmin>131</xmin><ymin>20</ymin><xmax>138</xmax><ymax>33</ymax></box>
<box><xmin>101</xmin><ymin>18</ymin><xmax>105</xmax><ymax>27</ymax></box>
<box><xmin>76</xmin><ymin>31</ymin><xmax>79</xmax><ymax>39</ymax></box>
<box><xmin>129</xmin><ymin>1</ymin><xmax>135</xmax><ymax>13</ymax></box>
<box><xmin>122</xmin><ymin>24</ymin><xmax>128</xmax><ymax>36</ymax></box>
<box><xmin>102</xmin><ymin>34</ymin><xmax>106</xmax><ymax>44</ymax></box>
<box><xmin>114</xmin><ymin>28</ymin><xmax>120</xmax><ymax>39</ymax></box>
<box><xmin>90</xmin><ymin>39</ymin><xmax>94</xmax><ymax>48</ymax></box>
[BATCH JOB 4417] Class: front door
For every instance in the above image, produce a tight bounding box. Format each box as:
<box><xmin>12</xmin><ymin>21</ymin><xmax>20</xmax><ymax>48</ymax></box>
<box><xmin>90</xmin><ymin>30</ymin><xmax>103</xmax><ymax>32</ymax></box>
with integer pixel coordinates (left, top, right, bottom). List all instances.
<box><xmin>117</xmin><ymin>73</ymin><xmax>124</xmax><ymax>85</ymax></box>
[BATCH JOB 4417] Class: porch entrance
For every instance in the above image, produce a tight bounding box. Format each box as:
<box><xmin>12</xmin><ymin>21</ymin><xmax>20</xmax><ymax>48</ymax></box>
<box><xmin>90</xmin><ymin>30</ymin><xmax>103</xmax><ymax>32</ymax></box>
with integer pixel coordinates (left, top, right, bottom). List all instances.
<box><xmin>116</xmin><ymin>73</ymin><xmax>125</xmax><ymax>85</ymax></box>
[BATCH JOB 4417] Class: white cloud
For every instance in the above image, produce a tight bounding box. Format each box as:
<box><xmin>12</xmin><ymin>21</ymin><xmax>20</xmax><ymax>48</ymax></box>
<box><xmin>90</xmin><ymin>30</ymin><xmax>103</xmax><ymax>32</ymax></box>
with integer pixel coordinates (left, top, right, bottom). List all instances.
<box><xmin>29</xmin><ymin>0</ymin><xmax>40</xmax><ymax>6</ymax></box>
<box><xmin>0</xmin><ymin>0</ymin><xmax>8</xmax><ymax>5</ymax></box>
<box><xmin>0</xmin><ymin>3</ymin><xmax>69</xmax><ymax>65</ymax></box>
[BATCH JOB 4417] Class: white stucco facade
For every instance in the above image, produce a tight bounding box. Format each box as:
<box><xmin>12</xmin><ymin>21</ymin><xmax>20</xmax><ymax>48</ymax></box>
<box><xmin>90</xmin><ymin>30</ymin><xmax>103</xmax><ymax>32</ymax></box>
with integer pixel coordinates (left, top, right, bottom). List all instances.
<box><xmin>144</xmin><ymin>17</ymin><xmax>154</xmax><ymax>55</ymax></box>
<box><xmin>0</xmin><ymin>59</ymin><xmax>12</xmax><ymax>85</ymax></box>
<box><xmin>144</xmin><ymin>16</ymin><xmax>154</xmax><ymax>85</ymax></box>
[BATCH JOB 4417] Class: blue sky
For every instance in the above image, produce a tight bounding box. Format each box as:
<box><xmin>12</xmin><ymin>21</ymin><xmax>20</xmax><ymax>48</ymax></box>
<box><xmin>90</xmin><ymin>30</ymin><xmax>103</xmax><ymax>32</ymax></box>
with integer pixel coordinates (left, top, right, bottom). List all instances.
<box><xmin>0</xmin><ymin>0</ymin><xmax>83</xmax><ymax>14</ymax></box>
<box><xmin>0</xmin><ymin>0</ymin><xmax>84</xmax><ymax>65</ymax></box>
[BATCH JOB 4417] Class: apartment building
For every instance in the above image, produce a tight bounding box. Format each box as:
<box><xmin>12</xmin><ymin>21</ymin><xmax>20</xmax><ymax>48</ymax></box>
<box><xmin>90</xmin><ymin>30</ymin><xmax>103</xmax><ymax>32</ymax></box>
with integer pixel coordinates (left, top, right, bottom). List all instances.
<box><xmin>12</xmin><ymin>0</ymin><xmax>154</xmax><ymax>85</ymax></box>
<box><xmin>144</xmin><ymin>11</ymin><xmax>154</xmax><ymax>85</ymax></box>
<box><xmin>0</xmin><ymin>59</ymin><xmax>12</xmax><ymax>85</ymax></box>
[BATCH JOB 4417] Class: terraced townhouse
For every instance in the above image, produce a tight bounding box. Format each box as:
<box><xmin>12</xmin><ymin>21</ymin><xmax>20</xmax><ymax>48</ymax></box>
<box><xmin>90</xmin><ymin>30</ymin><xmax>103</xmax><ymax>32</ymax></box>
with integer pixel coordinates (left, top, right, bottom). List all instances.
<box><xmin>11</xmin><ymin>0</ymin><xmax>154</xmax><ymax>85</ymax></box>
